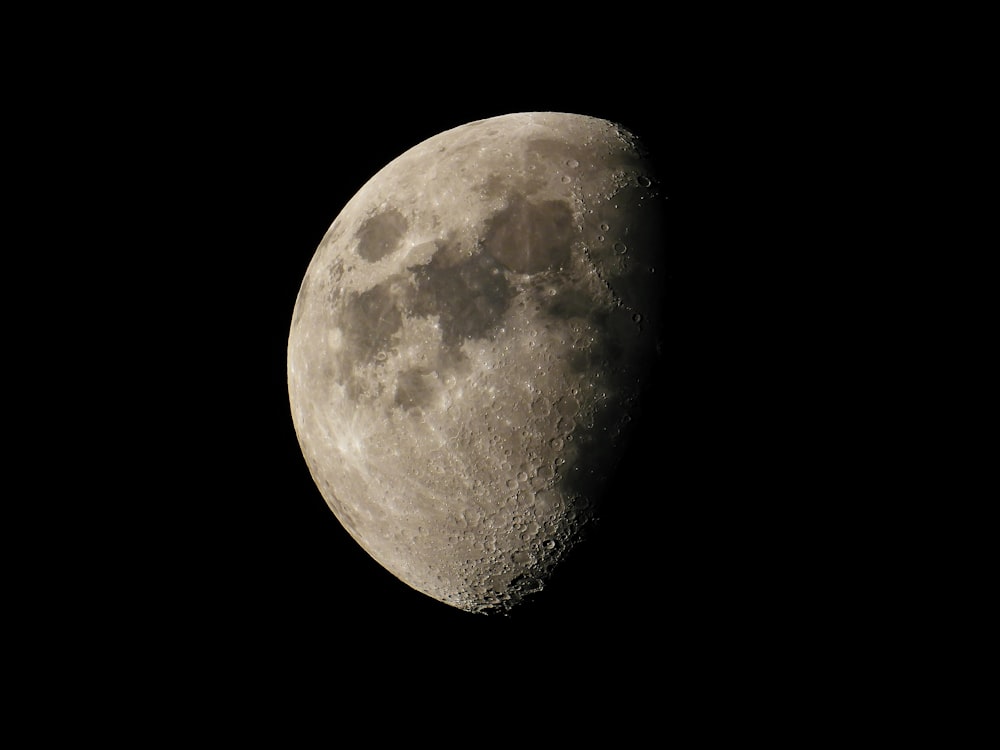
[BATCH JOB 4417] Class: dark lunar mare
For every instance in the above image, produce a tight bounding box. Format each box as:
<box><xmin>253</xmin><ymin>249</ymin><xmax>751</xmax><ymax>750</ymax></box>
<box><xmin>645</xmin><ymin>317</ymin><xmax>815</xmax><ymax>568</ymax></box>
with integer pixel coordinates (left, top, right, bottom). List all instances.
<box><xmin>407</xmin><ymin>244</ymin><xmax>515</xmax><ymax>351</ymax></box>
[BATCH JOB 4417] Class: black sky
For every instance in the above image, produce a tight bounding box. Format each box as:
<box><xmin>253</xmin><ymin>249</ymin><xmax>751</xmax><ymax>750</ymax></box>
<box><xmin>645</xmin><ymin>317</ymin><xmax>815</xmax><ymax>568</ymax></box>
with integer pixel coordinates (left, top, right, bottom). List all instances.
<box><xmin>13</xmin><ymin>11</ymin><xmax>898</xmax><ymax>732</ymax></box>
<box><xmin>46</xmin><ymin>37</ymin><xmax>835</xmax><ymax>714</ymax></box>
<box><xmin>176</xmin><ymin>100</ymin><xmax>777</xmax><ymax>652</ymax></box>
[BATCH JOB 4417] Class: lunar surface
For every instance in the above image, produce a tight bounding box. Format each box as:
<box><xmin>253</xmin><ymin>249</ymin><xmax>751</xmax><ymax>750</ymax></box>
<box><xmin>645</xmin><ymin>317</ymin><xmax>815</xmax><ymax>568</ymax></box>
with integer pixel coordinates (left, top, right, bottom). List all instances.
<box><xmin>288</xmin><ymin>112</ymin><xmax>667</xmax><ymax>614</ymax></box>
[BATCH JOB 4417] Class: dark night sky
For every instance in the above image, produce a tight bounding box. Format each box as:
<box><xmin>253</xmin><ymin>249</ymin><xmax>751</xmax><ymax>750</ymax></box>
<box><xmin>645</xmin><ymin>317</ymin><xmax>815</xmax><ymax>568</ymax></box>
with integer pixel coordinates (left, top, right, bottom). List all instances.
<box><xmin>47</xmin><ymin>35</ymin><xmax>836</xmax><ymax>713</ymax></box>
<box><xmin>164</xmin><ymin>92</ymin><xmax>787</xmax><ymax>656</ymax></box>
<box><xmin>12</xmin><ymin>11</ymin><xmax>908</xmax><ymax>733</ymax></box>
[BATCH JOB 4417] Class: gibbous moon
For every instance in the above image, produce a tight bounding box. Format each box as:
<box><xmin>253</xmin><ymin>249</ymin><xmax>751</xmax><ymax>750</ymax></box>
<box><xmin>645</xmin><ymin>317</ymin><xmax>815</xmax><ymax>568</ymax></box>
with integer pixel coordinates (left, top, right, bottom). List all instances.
<box><xmin>288</xmin><ymin>112</ymin><xmax>667</xmax><ymax>614</ymax></box>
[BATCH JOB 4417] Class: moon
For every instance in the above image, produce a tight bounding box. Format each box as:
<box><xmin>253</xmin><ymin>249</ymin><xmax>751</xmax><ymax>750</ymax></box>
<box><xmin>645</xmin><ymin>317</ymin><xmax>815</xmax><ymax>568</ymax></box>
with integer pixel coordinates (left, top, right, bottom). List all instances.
<box><xmin>288</xmin><ymin>112</ymin><xmax>667</xmax><ymax>614</ymax></box>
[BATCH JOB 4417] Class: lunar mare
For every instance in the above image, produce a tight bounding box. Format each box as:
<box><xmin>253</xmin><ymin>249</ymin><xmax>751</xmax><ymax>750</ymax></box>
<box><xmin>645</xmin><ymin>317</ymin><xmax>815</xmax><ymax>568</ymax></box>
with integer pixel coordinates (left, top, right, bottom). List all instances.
<box><xmin>288</xmin><ymin>112</ymin><xmax>666</xmax><ymax>613</ymax></box>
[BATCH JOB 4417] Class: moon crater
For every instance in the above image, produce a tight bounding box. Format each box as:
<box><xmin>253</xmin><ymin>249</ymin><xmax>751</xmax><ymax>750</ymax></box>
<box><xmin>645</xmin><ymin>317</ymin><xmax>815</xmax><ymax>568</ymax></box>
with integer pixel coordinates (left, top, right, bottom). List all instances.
<box><xmin>356</xmin><ymin>207</ymin><xmax>409</xmax><ymax>262</ymax></box>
